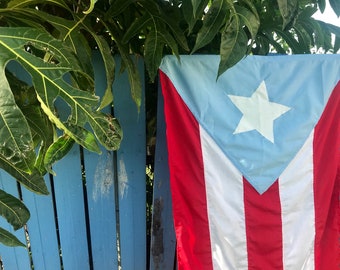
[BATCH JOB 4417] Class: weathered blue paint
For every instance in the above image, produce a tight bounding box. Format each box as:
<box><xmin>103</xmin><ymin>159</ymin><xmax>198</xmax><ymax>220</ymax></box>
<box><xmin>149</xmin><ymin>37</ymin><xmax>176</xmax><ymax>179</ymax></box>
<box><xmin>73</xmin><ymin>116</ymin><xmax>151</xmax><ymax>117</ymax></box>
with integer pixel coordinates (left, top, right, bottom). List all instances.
<box><xmin>21</xmin><ymin>175</ymin><xmax>61</xmax><ymax>270</ymax></box>
<box><xmin>150</xmin><ymin>87</ymin><xmax>177</xmax><ymax>270</ymax></box>
<box><xmin>0</xmin><ymin>54</ymin><xmax>152</xmax><ymax>270</ymax></box>
<box><xmin>0</xmin><ymin>171</ymin><xmax>31</xmax><ymax>270</ymax></box>
<box><xmin>52</xmin><ymin>146</ymin><xmax>91</xmax><ymax>270</ymax></box>
<box><xmin>113</xmin><ymin>57</ymin><xmax>147</xmax><ymax>270</ymax></box>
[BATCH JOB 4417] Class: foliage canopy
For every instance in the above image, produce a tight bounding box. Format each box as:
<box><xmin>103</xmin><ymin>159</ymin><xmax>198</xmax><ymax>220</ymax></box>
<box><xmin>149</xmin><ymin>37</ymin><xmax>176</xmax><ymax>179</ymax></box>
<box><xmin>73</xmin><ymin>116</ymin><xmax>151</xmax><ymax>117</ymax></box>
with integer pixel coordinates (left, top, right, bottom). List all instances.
<box><xmin>0</xmin><ymin>0</ymin><xmax>339</xmax><ymax>246</ymax></box>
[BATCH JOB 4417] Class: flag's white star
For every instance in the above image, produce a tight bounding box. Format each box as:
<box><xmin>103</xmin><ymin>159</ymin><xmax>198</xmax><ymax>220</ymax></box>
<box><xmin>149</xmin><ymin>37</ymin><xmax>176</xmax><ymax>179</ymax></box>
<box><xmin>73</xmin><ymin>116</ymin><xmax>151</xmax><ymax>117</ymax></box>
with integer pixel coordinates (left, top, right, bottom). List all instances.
<box><xmin>228</xmin><ymin>81</ymin><xmax>291</xmax><ymax>143</ymax></box>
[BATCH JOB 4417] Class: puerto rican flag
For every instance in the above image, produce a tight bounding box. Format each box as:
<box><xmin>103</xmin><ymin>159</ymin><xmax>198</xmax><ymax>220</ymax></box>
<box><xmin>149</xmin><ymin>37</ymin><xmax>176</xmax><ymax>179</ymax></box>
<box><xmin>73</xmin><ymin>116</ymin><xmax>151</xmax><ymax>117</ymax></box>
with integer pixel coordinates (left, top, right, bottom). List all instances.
<box><xmin>159</xmin><ymin>55</ymin><xmax>340</xmax><ymax>270</ymax></box>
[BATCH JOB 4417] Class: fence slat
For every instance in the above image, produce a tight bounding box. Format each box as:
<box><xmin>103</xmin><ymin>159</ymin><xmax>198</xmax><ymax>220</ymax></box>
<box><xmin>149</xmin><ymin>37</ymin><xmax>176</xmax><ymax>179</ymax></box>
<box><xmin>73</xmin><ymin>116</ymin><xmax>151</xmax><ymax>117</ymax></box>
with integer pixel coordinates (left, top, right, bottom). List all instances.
<box><xmin>52</xmin><ymin>146</ymin><xmax>90</xmax><ymax>270</ymax></box>
<box><xmin>113</xmin><ymin>58</ymin><xmax>146</xmax><ymax>270</ymax></box>
<box><xmin>67</xmin><ymin>52</ymin><xmax>120</xmax><ymax>269</ymax></box>
<box><xmin>84</xmin><ymin>149</ymin><xmax>119</xmax><ymax>269</ymax></box>
<box><xmin>21</xmin><ymin>175</ymin><xmax>61</xmax><ymax>270</ymax></box>
<box><xmin>0</xmin><ymin>172</ymin><xmax>31</xmax><ymax>270</ymax></box>
<box><xmin>150</xmin><ymin>87</ymin><xmax>177</xmax><ymax>270</ymax></box>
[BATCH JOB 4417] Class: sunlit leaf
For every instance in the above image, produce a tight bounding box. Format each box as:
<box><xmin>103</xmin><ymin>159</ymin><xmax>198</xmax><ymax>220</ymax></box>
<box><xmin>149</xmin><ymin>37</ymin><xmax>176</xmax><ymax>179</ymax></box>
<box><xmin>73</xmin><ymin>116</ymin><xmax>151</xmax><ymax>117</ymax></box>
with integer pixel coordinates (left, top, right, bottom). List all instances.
<box><xmin>0</xmin><ymin>27</ymin><xmax>121</xmax><ymax>152</ymax></box>
<box><xmin>0</xmin><ymin>189</ymin><xmax>29</xmax><ymax>230</ymax></box>
<box><xmin>44</xmin><ymin>134</ymin><xmax>75</xmax><ymax>174</ymax></box>
<box><xmin>0</xmin><ymin>159</ymin><xmax>48</xmax><ymax>194</ymax></box>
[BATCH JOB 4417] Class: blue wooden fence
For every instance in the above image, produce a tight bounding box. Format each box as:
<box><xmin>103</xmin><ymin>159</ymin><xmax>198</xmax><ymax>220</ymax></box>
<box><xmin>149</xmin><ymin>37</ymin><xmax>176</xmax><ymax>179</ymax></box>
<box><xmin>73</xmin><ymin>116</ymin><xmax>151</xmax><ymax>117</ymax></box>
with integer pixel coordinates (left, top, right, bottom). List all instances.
<box><xmin>0</xmin><ymin>54</ymin><xmax>176</xmax><ymax>269</ymax></box>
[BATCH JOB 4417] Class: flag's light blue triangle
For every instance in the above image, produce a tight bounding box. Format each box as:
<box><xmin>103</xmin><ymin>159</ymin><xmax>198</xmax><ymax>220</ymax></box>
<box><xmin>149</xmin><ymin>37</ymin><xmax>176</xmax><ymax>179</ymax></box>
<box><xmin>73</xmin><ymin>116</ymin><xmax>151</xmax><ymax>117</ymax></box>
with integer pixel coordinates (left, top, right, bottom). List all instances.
<box><xmin>160</xmin><ymin>54</ymin><xmax>340</xmax><ymax>194</ymax></box>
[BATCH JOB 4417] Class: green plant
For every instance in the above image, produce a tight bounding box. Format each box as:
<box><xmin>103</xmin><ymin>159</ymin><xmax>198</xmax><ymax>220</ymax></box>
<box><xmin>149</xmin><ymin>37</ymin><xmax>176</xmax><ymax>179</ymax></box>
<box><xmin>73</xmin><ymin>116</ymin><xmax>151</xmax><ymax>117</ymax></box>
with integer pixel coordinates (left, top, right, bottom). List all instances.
<box><xmin>0</xmin><ymin>0</ymin><xmax>338</xmax><ymax>246</ymax></box>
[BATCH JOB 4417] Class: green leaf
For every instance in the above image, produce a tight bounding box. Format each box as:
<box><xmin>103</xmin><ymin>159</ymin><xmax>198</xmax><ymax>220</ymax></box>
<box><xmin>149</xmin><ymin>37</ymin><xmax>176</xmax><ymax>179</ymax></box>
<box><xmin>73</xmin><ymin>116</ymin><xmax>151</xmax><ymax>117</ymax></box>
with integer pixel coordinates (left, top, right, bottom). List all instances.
<box><xmin>191</xmin><ymin>0</ymin><xmax>203</xmax><ymax>17</ymax></box>
<box><xmin>0</xmin><ymin>65</ymin><xmax>35</xmax><ymax>174</ymax></box>
<box><xmin>191</xmin><ymin>0</ymin><xmax>228</xmax><ymax>54</ymax></box>
<box><xmin>141</xmin><ymin>1</ymin><xmax>189</xmax><ymax>51</ymax></box>
<box><xmin>26</xmin><ymin>10</ymin><xmax>115</xmax><ymax>110</ymax></box>
<box><xmin>182</xmin><ymin>0</ymin><xmax>209</xmax><ymax>33</ymax></box>
<box><xmin>22</xmin><ymin>105</ymin><xmax>55</xmax><ymax>175</ymax></box>
<box><xmin>277</xmin><ymin>0</ymin><xmax>299</xmax><ymax>29</ymax></box>
<box><xmin>6</xmin><ymin>71</ymin><xmax>55</xmax><ymax>175</ymax></box>
<box><xmin>144</xmin><ymin>30</ymin><xmax>165</xmax><ymax>81</ymax></box>
<box><xmin>235</xmin><ymin>5</ymin><xmax>260</xmax><ymax>39</ymax></box>
<box><xmin>159</xmin><ymin>30</ymin><xmax>179</xmax><ymax>58</ymax></box>
<box><xmin>329</xmin><ymin>0</ymin><xmax>340</xmax><ymax>17</ymax></box>
<box><xmin>122</xmin><ymin>13</ymin><xmax>151</xmax><ymax>44</ymax></box>
<box><xmin>317</xmin><ymin>0</ymin><xmax>326</xmax><ymax>13</ymax></box>
<box><xmin>0</xmin><ymin>189</ymin><xmax>29</xmax><ymax>230</ymax></box>
<box><xmin>273</xmin><ymin>27</ymin><xmax>302</xmax><ymax>53</ymax></box>
<box><xmin>44</xmin><ymin>134</ymin><xmax>75</xmax><ymax>174</ymax></box>
<box><xmin>0</xmin><ymin>227</ymin><xmax>25</xmax><ymax>247</ymax></box>
<box><xmin>7</xmin><ymin>0</ymin><xmax>70</xmax><ymax>10</ymax></box>
<box><xmin>0</xmin><ymin>27</ymin><xmax>120</xmax><ymax>152</ymax></box>
<box><xmin>218</xmin><ymin>16</ymin><xmax>248</xmax><ymax>78</ymax></box>
<box><xmin>85</xmin><ymin>34</ymin><xmax>115</xmax><ymax>111</ymax></box>
<box><xmin>106</xmin><ymin>22</ymin><xmax>142</xmax><ymax>109</ymax></box>
<box><xmin>88</xmin><ymin>111</ymin><xmax>122</xmax><ymax>151</ymax></box>
<box><xmin>0</xmin><ymin>160</ymin><xmax>48</xmax><ymax>195</ymax></box>
<box><xmin>104</xmin><ymin>0</ymin><xmax>135</xmax><ymax>18</ymax></box>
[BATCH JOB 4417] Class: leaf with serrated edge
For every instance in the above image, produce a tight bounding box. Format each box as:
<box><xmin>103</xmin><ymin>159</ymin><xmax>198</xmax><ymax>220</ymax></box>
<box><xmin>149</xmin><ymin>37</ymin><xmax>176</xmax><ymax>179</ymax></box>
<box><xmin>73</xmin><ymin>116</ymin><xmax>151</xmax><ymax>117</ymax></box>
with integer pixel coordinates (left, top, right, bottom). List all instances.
<box><xmin>0</xmin><ymin>227</ymin><xmax>25</xmax><ymax>247</ymax></box>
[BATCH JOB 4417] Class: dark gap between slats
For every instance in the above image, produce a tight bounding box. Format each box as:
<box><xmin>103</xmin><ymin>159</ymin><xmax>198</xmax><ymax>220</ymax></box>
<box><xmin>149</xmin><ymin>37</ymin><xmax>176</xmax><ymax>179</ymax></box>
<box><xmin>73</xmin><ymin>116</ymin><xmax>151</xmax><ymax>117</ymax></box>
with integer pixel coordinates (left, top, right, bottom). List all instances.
<box><xmin>79</xmin><ymin>146</ymin><xmax>94</xmax><ymax>270</ymax></box>
<box><xmin>49</xmin><ymin>173</ymin><xmax>64</xmax><ymax>269</ymax></box>
<box><xmin>16</xmin><ymin>182</ymin><xmax>34</xmax><ymax>269</ymax></box>
<box><xmin>111</xmin><ymin>105</ymin><xmax>122</xmax><ymax>269</ymax></box>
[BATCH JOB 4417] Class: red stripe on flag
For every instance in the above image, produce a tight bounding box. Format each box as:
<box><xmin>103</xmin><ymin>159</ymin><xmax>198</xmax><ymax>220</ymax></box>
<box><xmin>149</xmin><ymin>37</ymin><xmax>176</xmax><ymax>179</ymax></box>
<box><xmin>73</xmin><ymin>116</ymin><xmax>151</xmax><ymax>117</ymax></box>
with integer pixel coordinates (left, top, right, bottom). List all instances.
<box><xmin>313</xmin><ymin>81</ymin><xmax>340</xmax><ymax>269</ymax></box>
<box><xmin>160</xmin><ymin>71</ymin><xmax>214</xmax><ymax>270</ymax></box>
<box><xmin>243</xmin><ymin>179</ymin><xmax>283</xmax><ymax>269</ymax></box>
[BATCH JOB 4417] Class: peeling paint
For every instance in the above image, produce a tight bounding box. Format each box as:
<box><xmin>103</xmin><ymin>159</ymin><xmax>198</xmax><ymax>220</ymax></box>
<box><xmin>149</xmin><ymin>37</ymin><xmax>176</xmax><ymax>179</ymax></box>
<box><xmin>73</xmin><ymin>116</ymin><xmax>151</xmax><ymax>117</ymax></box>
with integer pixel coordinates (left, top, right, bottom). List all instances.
<box><xmin>93</xmin><ymin>151</ymin><xmax>114</xmax><ymax>201</ymax></box>
<box><xmin>118</xmin><ymin>157</ymin><xmax>129</xmax><ymax>198</ymax></box>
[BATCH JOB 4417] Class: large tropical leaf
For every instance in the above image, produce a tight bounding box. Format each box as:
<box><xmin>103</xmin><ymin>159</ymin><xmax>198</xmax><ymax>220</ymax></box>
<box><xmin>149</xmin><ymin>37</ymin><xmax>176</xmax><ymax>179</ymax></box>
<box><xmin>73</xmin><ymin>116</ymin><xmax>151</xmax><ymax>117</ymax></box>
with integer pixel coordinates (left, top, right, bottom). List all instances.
<box><xmin>0</xmin><ymin>27</ymin><xmax>122</xmax><ymax>153</ymax></box>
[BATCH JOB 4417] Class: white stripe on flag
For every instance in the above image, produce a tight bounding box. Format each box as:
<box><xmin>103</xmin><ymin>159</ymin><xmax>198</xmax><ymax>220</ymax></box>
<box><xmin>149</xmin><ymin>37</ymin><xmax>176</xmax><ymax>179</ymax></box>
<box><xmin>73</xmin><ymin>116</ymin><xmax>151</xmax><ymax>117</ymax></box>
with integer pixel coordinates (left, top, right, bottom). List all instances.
<box><xmin>279</xmin><ymin>130</ymin><xmax>315</xmax><ymax>269</ymax></box>
<box><xmin>200</xmin><ymin>125</ymin><xmax>248</xmax><ymax>269</ymax></box>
